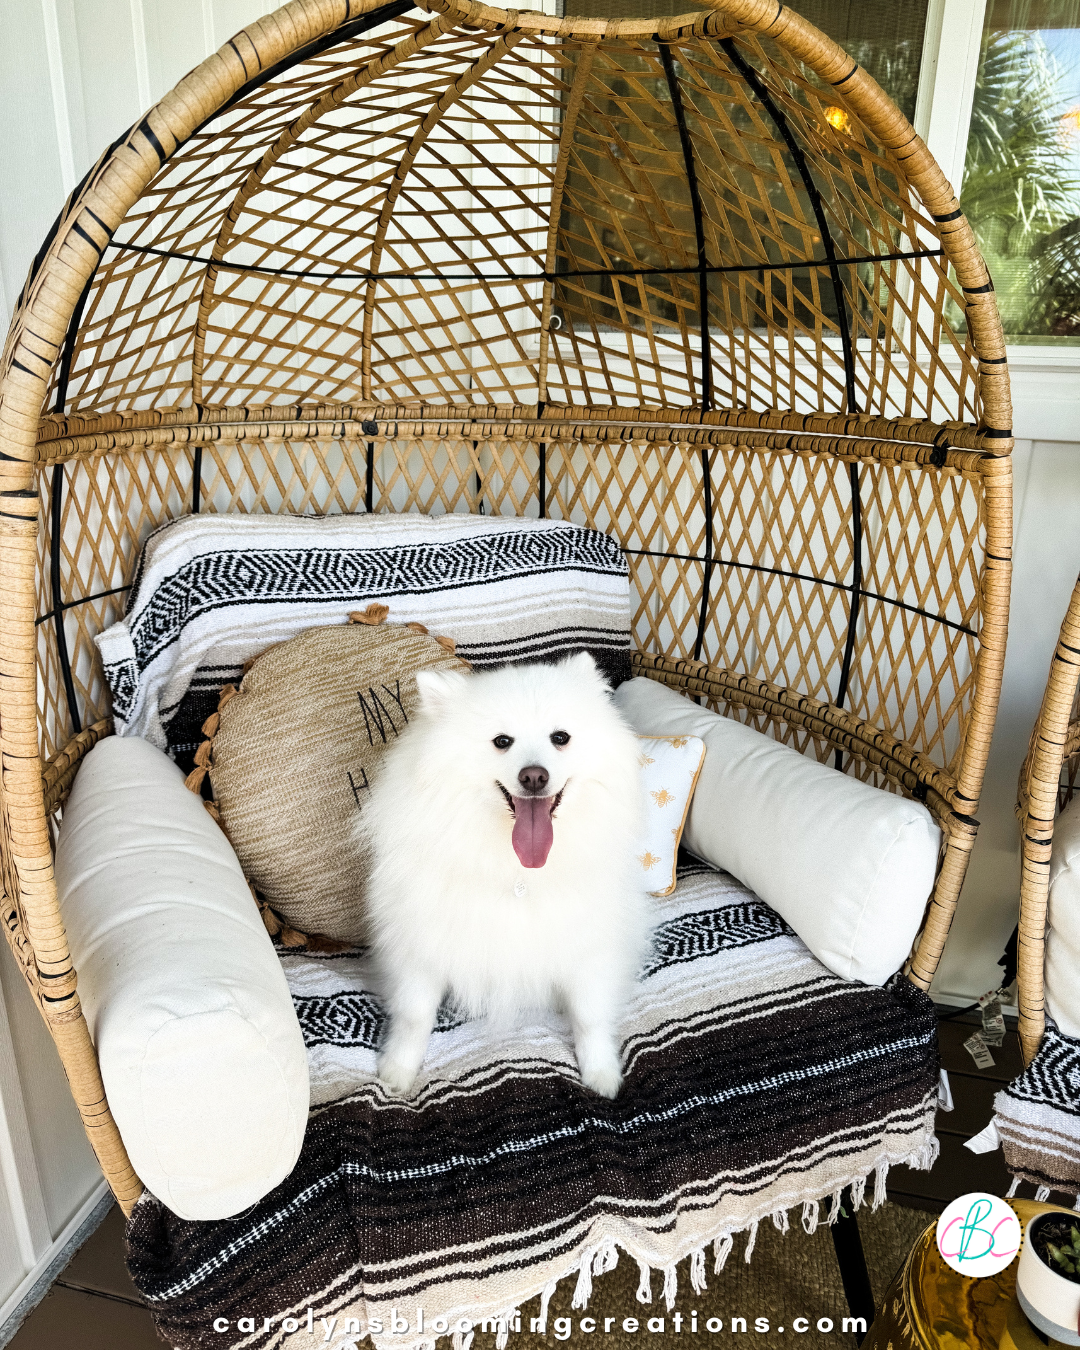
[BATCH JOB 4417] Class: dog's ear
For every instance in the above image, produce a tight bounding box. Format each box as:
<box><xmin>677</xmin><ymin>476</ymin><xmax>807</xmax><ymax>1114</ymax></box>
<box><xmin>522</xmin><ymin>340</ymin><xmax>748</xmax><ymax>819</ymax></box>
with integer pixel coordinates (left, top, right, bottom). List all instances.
<box><xmin>562</xmin><ymin>650</ymin><xmax>600</xmax><ymax>681</ymax></box>
<box><xmin>414</xmin><ymin>667</ymin><xmax>470</xmax><ymax>714</ymax></box>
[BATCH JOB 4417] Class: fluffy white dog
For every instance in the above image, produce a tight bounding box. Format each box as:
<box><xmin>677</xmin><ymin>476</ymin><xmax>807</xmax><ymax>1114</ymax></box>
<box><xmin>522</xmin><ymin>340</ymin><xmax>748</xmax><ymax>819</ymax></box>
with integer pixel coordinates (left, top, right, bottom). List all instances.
<box><xmin>358</xmin><ymin>652</ymin><xmax>650</xmax><ymax>1098</ymax></box>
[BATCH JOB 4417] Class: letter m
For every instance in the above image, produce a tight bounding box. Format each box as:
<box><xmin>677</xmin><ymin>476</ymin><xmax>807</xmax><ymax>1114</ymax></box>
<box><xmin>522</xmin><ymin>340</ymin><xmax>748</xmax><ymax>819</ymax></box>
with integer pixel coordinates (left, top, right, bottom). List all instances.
<box><xmin>842</xmin><ymin>1320</ymin><xmax>867</xmax><ymax>1335</ymax></box>
<box><xmin>357</xmin><ymin>687</ymin><xmax>400</xmax><ymax>744</ymax></box>
<box><xmin>479</xmin><ymin>1321</ymin><xmax>505</xmax><ymax>1335</ymax></box>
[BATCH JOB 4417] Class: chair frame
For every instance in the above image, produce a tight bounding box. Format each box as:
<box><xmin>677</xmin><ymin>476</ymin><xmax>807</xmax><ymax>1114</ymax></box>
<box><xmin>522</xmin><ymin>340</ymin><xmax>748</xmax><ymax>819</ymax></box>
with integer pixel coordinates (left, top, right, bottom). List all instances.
<box><xmin>0</xmin><ymin>0</ymin><xmax>1013</xmax><ymax>1217</ymax></box>
<box><xmin>1016</xmin><ymin>575</ymin><xmax>1080</xmax><ymax>1064</ymax></box>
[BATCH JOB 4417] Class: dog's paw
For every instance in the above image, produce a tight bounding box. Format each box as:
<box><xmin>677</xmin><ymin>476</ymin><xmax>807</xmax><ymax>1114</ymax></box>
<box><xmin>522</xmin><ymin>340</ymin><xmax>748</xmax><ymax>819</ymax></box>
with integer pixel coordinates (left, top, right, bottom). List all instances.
<box><xmin>577</xmin><ymin>1046</ymin><xmax>623</xmax><ymax>1099</ymax></box>
<box><xmin>580</xmin><ymin>1061</ymin><xmax>623</xmax><ymax>1098</ymax></box>
<box><xmin>377</xmin><ymin>1054</ymin><xmax>419</xmax><ymax>1095</ymax></box>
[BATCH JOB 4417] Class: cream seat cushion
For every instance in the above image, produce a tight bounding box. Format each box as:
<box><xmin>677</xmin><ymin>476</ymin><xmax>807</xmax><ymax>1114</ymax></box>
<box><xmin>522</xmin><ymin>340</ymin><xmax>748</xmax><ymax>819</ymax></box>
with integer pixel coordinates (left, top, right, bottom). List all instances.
<box><xmin>1045</xmin><ymin>795</ymin><xmax>1080</xmax><ymax>1038</ymax></box>
<box><xmin>614</xmin><ymin>677</ymin><xmax>942</xmax><ymax>986</ymax></box>
<box><xmin>55</xmin><ymin>735</ymin><xmax>309</xmax><ymax>1221</ymax></box>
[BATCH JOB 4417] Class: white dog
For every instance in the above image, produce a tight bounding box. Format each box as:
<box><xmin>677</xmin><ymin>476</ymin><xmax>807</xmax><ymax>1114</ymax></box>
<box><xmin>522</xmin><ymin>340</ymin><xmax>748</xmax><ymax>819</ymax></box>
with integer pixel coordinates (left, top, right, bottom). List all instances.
<box><xmin>358</xmin><ymin>652</ymin><xmax>650</xmax><ymax>1098</ymax></box>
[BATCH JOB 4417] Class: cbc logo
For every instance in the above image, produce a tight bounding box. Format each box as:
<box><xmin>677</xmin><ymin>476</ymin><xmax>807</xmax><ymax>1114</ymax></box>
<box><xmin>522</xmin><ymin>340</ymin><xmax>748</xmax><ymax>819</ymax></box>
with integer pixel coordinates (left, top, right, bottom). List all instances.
<box><xmin>935</xmin><ymin>1192</ymin><xmax>1021</xmax><ymax>1277</ymax></box>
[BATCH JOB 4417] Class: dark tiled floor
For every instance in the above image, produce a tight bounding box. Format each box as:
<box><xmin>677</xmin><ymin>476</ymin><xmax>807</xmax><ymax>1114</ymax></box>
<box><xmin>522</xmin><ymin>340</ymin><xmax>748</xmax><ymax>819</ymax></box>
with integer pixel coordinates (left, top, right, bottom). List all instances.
<box><xmin>5</xmin><ymin>1012</ymin><xmax>1055</xmax><ymax>1347</ymax></box>
<box><xmin>889</xmin><ymin>1011</ymin><xmax>1032</xmax><ymax>1214</ymax></box>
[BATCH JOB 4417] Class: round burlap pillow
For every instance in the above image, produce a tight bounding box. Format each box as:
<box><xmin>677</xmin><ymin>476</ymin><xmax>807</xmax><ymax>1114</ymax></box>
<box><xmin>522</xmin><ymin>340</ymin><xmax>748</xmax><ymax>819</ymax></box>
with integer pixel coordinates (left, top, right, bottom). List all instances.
<box><xmin>186</xmin><ymin>611</ymin><xmax>468</xmax><ymax>945</ymax></box>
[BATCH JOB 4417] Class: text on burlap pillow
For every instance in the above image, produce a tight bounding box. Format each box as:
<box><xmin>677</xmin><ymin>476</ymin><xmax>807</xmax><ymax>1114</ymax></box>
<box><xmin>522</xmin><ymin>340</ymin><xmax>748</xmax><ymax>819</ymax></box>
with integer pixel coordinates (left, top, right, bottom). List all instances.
<box><xmin>187</xmin><ymin>613</ymin><xmax>468</xmax><ymax>945</ymax></box>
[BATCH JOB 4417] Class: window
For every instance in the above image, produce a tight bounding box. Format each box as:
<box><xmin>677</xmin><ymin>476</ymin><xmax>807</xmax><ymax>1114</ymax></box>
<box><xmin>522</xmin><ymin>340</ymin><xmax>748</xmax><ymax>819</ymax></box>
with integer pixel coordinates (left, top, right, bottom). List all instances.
<box><xmin>961</xmin><ymin>0</ymin><xmax>1080</xmax><ymax>341</ymax></box>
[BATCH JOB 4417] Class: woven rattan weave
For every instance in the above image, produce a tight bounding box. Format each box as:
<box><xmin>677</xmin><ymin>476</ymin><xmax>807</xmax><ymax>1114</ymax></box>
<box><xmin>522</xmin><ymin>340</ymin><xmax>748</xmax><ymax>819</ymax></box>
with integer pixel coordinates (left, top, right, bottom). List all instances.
<box><xmin>0</xmin><ymin>0</ymin><xmax>1012</xmax><ymax>1213</ymax></box>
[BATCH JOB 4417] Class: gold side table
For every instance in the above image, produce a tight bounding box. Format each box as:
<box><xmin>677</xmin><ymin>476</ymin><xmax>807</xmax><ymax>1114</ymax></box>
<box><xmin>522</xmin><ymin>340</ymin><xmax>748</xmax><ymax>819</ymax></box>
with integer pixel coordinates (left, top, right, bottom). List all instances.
<box><xmin>867</xmin><ymin>1199</ymin><xmax>1076</xmax><ymax>1349</ymax></box>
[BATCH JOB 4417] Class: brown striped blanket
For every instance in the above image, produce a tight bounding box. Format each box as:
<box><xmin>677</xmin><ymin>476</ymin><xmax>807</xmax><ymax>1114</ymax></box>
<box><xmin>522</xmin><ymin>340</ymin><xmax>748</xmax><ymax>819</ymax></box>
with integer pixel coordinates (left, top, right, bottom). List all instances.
<box><xmin>995</xmin><ymin>1020</ymin><xmax>1080</xmax><ymax>1202</ymax></box>
<box><xmin>125</xmin><ymin>863</ymin><xmax>939</xmax><ymax>1350</ymax></box>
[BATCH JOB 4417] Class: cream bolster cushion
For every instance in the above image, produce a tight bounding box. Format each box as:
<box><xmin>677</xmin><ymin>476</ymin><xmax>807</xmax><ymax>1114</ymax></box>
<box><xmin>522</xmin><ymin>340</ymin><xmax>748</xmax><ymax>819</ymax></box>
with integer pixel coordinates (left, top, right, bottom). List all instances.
<box><xmin>613</xmin><ymin>678</ymin><xmax>942</xmax><ymax>986</ymax></box>
<box><xmin>54</xmin><ymin>735</ymin><xmax>309</xmax><ymax>1221</ymax></box>
<box><xmin>1045</xmin><ymin>794</ymin><xmax>1080</xmax><ymax>1039</ymax></box>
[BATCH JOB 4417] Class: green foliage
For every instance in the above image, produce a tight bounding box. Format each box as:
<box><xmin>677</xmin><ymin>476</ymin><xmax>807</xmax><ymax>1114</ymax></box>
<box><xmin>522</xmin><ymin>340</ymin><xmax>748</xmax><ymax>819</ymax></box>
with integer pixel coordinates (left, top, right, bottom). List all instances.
<box><xmin>961</xmin><ymin>28</ymin><xmax>1080</xmax><ymax>336</ymax></box>
<box><xmin>1045</xmin><ymin>1221</ymin><xmax>1080</xmax><ymax>1275</ymax></box>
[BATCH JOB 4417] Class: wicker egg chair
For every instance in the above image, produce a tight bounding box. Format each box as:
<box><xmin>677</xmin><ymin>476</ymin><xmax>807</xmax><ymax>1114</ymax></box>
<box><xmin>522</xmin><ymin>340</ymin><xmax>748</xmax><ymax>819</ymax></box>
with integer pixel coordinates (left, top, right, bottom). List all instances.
<box><xmin>0</xmin><ymin>0</ymin><xmax>1012</xmax><ymax>1228</ymax></box>
<box><xmin>1002</xmin><ymin>581</ymin><xmax>1080</xmax><ymax>1201</ymax></box>
<box><xmin>1016</xmin><ymin>586</ymin><xmax>1080</xmax><ymax>1068</ymax></box>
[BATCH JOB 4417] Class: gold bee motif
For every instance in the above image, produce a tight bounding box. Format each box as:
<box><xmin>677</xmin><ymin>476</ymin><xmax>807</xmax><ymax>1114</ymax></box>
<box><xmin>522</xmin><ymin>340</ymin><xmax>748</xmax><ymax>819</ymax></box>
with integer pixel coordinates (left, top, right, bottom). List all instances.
<box><xmin>639</xmin><ymin>851</ymin><xmax>660</xmax><ymax>870</ymax></box>
<box><xmin>638</xmin><ymin>752</ymin><xmax>655</xmax><ymax>767</ymax></box>
<box><xmin>671</xmin><ymin>736</ymin><xmax>689</xmax><ymax>748</ymax></box>
<box><xmin>651</xmin><ymin>787</ymin><xmax>675</xmax><ymax>808</ymax></box>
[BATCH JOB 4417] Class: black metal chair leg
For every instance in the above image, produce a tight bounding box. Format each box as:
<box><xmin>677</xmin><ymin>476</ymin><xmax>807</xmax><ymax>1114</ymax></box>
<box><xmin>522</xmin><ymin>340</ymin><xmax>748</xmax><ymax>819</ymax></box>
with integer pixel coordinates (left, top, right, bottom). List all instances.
<box><xmin>829</xmin><ymin>1186</ymin><xmax>875</xmax><ymax>1345</ymax></box>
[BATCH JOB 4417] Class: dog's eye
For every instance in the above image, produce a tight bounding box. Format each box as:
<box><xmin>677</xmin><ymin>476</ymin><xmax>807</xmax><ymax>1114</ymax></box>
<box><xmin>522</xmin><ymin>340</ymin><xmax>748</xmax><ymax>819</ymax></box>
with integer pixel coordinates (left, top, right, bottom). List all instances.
<box><xmin>493</xmin><ymin>734</ymin><xmax>514</xmax><ymax>750</ymax></box>
<box><xmin>550</xmin><ymin>731</ymin><xmax>571</xmax><ymax>747</ymax></box>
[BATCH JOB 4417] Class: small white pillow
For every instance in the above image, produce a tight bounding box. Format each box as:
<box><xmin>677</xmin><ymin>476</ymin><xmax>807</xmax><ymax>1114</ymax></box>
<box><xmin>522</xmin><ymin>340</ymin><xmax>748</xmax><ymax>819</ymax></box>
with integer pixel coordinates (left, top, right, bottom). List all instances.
<box><xmin>1045</xmin><ymin>794</ymin><xmax>1080</xmax><ymax>1038</ymax></box>
<box><xmin>55</xmin><ymin>736</ymin><xmax>309</xmax><ymax>1220</ymax></box>
<box><xmin>635</xmin><ymin>734</ymin><xmax>706</xmax><ymax>896</ymax></box>
<box><xmin>614</xmin><ymin>678</ymin><xmax>942</xmax><ymax>985</ymax></box>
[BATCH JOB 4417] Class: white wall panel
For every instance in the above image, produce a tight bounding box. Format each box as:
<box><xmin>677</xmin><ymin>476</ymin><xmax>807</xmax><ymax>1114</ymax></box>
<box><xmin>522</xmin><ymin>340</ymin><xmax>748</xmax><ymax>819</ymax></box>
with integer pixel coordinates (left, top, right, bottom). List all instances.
<box><xmin>0</xmin><ymin>941</ymin><xmax>99</xmax><ymax>1238</ymax></box>
<box><xmin>0</xmin><ymin>1</ymin><xmax>68</xmax><ymax>317</ymax></box>
<box><xmin>68</xmin><ymin>0</ymin><xmax>144</xmax><ymax>165</ymax></box>
<box><xmin>143</xmin><ymin>0</ymin><xmax>214</xmax><ymax>104</ymax></box>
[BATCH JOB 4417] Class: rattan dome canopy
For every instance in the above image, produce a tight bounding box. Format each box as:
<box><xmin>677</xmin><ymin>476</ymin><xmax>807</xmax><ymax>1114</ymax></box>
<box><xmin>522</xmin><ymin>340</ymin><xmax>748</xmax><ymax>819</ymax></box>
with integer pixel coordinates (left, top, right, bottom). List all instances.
<box><xmin>2</xmin><ymin>0</ymin><xmax>1009</xmax><ymax>435</ymax></box>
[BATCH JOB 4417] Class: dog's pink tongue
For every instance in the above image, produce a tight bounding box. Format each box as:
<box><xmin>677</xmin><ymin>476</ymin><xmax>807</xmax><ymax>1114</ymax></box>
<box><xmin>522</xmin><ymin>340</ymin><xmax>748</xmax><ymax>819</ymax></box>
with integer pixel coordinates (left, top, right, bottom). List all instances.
<box><xmin>512</xmin><ymin>796</ymin><xmax>555</xmax><ymax>868</ymax></box>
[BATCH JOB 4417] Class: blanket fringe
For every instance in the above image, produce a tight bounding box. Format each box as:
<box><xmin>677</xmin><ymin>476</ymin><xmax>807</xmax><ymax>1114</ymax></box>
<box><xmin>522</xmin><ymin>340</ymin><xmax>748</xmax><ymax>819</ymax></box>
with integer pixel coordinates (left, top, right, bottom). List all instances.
<box><xmin>538</xmin><ymin>1279</ymin><xmax>557</xmax><ymax>1328</ymax></box>
<box><xmin>872</xmin><ymin>1161</ymin><xmax>889</xmax><ymax>1210</ymax></box>
<box><xmin>596</xmin><ymin>1240</ymin><xmax>619</xmax><ymax>1278</ymax></box>
<box><xmin>635</xmin><ymin>1261</ymin><xmax>652</xmax><ymax>1305</ymax></box>
<box><xmin>571</xmin><ymin>1247</ymin><xmax>598</xmax><ymax>1310</ymax></box>
<box><xmin>689</xmin><ymin>1247</ymin><xmax>707</xmax><ymax>1295</ymax></box>
<box><xmin>494</xmin><ymin>1311</ymin><xmax>519</xmax><ymax>1350</ymax></box>
<box><xmin>403</xmin><ymin>1135</ymin><xmax>940</xmax><ymax>1350</ymax></box>
<box><xmin>1007</xmin><ymin>1176</ymin><xmax>1020</xmax><ymax>1198</ymax></box>
<box><xmin>1036</xmin><ymin>1186</ymin><xmax>1051</xmax><ymax>1202</ymax></box>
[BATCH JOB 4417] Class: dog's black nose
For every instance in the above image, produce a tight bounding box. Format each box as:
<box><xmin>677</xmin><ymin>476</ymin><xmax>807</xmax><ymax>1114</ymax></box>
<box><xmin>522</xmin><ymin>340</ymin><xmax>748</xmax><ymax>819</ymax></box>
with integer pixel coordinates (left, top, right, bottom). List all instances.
<box><xmin>518</xmin><ymin>764</ymin><xmax>549</xmax><ymax>794</ymax></box>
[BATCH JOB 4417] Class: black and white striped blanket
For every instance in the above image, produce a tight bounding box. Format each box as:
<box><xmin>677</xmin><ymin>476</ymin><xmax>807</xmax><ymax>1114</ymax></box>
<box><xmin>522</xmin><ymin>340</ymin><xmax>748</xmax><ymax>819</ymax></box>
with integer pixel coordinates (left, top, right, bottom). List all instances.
<box><xmin>125</xmin><ymin>865</ymin><xmax>939</xmax><ymax>1350</ymax></box>
<box><xmin>995</xmin><ymin>1020</ymin><xmax>1080</xmax><ymax>1202</ymax></box>
<box><xmin>95</xmin><ymin>513</ymin><xmax>631</xmax><ymax>765</ymax></box>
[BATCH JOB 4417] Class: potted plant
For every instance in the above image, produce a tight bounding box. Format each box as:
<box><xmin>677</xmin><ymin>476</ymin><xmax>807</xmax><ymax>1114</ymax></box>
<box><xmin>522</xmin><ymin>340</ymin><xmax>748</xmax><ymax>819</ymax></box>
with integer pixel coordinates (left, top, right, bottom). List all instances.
<box><xmin>1016</xmin><ymin>1210</ymin><xmax>1080</xmax><ymax>1345</ymax></box>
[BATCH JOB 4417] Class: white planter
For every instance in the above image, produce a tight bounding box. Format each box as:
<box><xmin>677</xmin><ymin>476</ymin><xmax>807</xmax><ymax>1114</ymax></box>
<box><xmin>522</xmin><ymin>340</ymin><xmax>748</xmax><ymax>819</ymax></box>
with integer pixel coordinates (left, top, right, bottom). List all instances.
<box><xmin>1016</xmin><ymin>1213</ymin><xmax>1080</xmax><ymax>1347</ymax></box>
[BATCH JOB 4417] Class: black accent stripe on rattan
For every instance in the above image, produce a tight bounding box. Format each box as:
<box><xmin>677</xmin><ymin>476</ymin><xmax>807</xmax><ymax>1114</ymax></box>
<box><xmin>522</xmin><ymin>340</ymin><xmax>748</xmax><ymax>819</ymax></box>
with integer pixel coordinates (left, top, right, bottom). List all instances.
<box><xmin>933</xmin><ymin>208</ymin><xmax>964</xmax><ymax>223</ymax></box>
<box><xmin>192</xmin><ymin>444</ymin><xmax>203</xmax><ymax>514</ymax></box>
<box><xmin>833</xmin><ymin>462</ymin><xmax>863</xmax><ymax>768</ymax></box>
<box><xmin>658</xmin><ymin>41</ymin><xmax>711</xmax><ymax>413</ymax></box>
<box><xmin>36</xmin><ymin>560</ymin><xmax>975</xmax><ymax>639</ymax></box>
<box><xmin>536</xmin><ymin>398</ymin><xmax>547</xmax><ymax>519</ymax></box>
<box><xmin>50</xmin><ymin>465</ymin><xmax>82</xmax><ymax>735</ymax></box>
<box><xmin>624</xmin><ymin>546</ymin><xmax>976</xmax><ymax>638</ymax></box>
<box><xmin>36</xmin><ymin>584</ymin><xmax>130</xmax><ymax>629</ymax></box>
<box><xmin>717</xmin><ymin>37</ymin><xmax>866</xmax><ymax>736</ymax></box>
<box><xmin>718</xmin><ymin>37</ymin><xmax>858</xmax><ymax>417</ymax></box>
<box><xmin>658</xmin><ymin>40</ymin><xmax>714</xmax><ymax>660</ymax></box>
<box><xmin>105</xmin><ymin>240</ymin><xmax>944</xmax><ymax>282</ymax></box>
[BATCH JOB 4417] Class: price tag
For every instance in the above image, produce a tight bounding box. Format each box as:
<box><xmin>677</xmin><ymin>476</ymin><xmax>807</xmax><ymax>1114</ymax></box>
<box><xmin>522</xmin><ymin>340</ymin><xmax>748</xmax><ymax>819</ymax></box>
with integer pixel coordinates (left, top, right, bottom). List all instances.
<box><xmin>964</xmin><ymin>1031</ymin><xmax>996</xmax><ymax>1069</ymax></box>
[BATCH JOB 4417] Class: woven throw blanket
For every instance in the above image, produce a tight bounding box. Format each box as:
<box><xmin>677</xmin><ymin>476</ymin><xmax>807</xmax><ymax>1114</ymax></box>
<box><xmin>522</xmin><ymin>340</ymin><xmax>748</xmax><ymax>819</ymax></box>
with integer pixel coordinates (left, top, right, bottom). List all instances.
<box><xmin>995</xmin><ymin>1019</ymin><xmax>1080</xmax><ymax>1201</ymax></box>
<box><xmin>95</xmin><ymin>513</ymin><xmax>630</xmax><ymax>763</ymax></box>
<box><xmin>125</xmin><ymin>864</ymin><xmax>939</xmax><ymax>1350</ymax></box>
